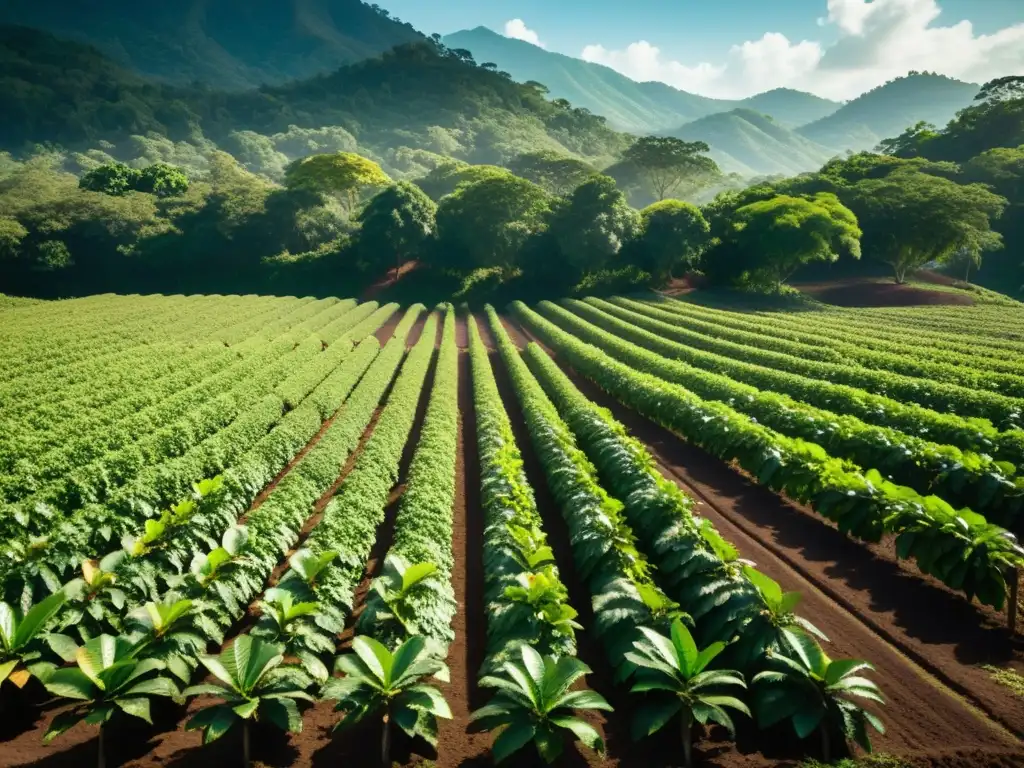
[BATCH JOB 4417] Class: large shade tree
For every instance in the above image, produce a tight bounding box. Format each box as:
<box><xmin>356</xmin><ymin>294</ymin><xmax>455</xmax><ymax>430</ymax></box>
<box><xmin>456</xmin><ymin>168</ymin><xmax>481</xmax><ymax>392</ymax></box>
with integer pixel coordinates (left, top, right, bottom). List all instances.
<box><xmin>637</xmin><ymin>199</ymin><xmax>710</xmax><ymax>282</ymax></box>
<box><xmin>706</xmin><ymin>192</ymin><xmax>862</xmax><ymax>289</ymax></box>
<box><xmin>432</xmin><ymin>175</ymin><xmax>554</xmax><ymax>273</ymax></box>
<box><xmin>355</xmin><ymin>182</ymin><xmax>437</xmax><ymax>277</ymax></box>
<box><xmin>619</xmin><ymin>136</ymin><xmax>720</xmax><ymax>201</ymax></box>
<box><xmin>506</xmin><ymin>151</ymin><xmax>597</xmax><ymax>197</ymax></box>
<box><xmin>843</xmin><ymin>167</ymin><xmax>1006</xmax><ymax>283</ymax></box>
<box><xmin>545</xmin><ymin>174</ymin><xmax>641</xmax><ymax>281</ymax></box>
<box><xmin>284</xmin><ymin>152</ymin><xmax>391</xmax><ymax>217</ymax></box>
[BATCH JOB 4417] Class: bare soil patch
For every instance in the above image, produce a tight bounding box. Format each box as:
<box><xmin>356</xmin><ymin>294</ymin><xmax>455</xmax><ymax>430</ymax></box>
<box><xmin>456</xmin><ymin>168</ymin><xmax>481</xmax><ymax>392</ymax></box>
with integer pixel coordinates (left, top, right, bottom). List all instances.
<box><xmin>797</xmin><ymin>278</ymin><xmax>974</xmax><ymax>307</ymax></box>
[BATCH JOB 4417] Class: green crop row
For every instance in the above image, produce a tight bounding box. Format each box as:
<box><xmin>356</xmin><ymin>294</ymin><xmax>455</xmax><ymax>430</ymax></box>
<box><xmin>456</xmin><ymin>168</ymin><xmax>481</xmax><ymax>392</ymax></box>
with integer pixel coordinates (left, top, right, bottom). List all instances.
<box><xmin>488</xmin><ymin>305</ymin><xmax>675</xmax><ymax>682</ymax></box>
<box><xmin>467</xmin><ymin>313</ymin><xmax>579</xmax><ymax>672</ymax></box>
<box><xmin>358</xmin><ymin>307</ymin><xmax>460</xmax><ymax>649</ymax></box>
<box><xmin>558</xmin><ymin>299</ymin><xmax>1024</xmax><ymax>468</ymax></box>
<box><xmin>537</xmin><ymin>302</ymin><xmax>1023</xmax><ymax>526</ymax></box>
<box><xmin>586</xmin><ymin>298</ymin><xmax>1024</xmax><ymax>427</ymax></box>
<box><xmin>273</xmin><ymin>309</ymin><xmax>437</xmax><ymax>665</ymax></box>
<box><xmin>619</xmin><ymin>297</ymin><xmax>1024</xmax><ymax>389</ymax></box>
<box><xmin>514</xmin><ymin>301</ymin><xmax>1024</xmax><ymax>611</ymax></box>
<box><xmin>649</xmin><ymin>298</ymin><xmax>1024</xmax><ymax>374</ymax></box>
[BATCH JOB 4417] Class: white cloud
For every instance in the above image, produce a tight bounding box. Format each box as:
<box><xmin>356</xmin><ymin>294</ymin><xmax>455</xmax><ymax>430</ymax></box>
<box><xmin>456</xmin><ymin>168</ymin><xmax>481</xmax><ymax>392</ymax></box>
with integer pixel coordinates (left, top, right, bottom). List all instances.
<box><xmin>504</xmin><ymin>19</ymin><xmax>546</xmax><ymax>48</ymax></box>
<box><xmin>578</xmin><ymin>0</ymin><xmax>1024</xmax><ymax>100</ymax></box>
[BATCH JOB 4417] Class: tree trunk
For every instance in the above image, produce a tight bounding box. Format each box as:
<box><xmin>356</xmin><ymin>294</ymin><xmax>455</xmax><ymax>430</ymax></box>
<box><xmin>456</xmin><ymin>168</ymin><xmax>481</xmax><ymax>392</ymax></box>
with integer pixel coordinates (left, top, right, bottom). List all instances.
<box><xmin>243</xmin><ymin>720</ymin><xmax>250</xmax><ymax>768</ymax></box>
<box><xmin>965</xmin><ymin>261</ymin><xmax>972</xmax><ymax>283</ymax></box>
<box><xmin>681</xmin><ymin>709</ymin><xmax>694</xmax><ymax>768</ymax></box>
<box><xmin>381</xmin><ymin>713</ymin><xmax>391</xmax><ymax>767</ymax></box>
<box><xmin>820</xmin><ymin>726</ymin><xmax>830</xmax><ymax>762</ymax></box>
<box><xmin>97</xmin><ymin>725</ymin><xmax>105</xmax><ymax>768</ymax></box>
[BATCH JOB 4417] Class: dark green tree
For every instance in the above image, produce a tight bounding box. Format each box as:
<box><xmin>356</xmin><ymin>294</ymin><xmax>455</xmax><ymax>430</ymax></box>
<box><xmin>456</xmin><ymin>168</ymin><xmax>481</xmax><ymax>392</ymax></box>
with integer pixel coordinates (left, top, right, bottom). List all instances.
<box><xmin>79</xmin><ymin>163</ymin><xmax>143</xmax><ymax>196</ymax></box>
<box><xmin>137</xmin><ymin>163</ymin><xmax>190</xmax><ymax>197</ymax></box>
<box><xmin>507</xmin><ymin>151</ymin><xmax>597</xmax><ymax>196</ymax></box>
<box><xmin>620</xmin><ymin>137</ymin><xmax>720</xmax><ymax>201</ymax></box>
<box><xmin>847</xmin><ymin>167</ymin><xmax>1006</xmax><ymax>283</ymax></box>
<box><xmin>707</xmin><ymin>192</ymin><xmax>861</xmax><ymax>289</ymax></box>
<box><xmin>415</xmin><ymin>162</ymin><xmax>512</xmax><ymax>201</ymax></box>
<box><xmin>545</xmin><ymin>175</ymin><xmax>641</xmax><ymax>281</ymax></box>
<box><xmin>355</xmin><ymin>182</ymin><xmax>438</xmax><ymax>277</ymax></box>
<box><xmin>432</xmin><ymin>175</ymin><xmax>554</xmax><ymax>273</ymax></box>
<box><xmin>637</xmin><ymin>199</ymin><xmax>710</xmax><ymax>281</ymax></box>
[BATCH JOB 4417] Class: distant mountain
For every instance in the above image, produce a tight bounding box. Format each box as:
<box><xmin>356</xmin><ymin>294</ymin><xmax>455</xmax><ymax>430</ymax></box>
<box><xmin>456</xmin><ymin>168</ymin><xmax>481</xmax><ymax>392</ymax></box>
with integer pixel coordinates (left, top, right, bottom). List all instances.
<box><xmin>442</xmin><ymin>27</ymin><xmax>841</xmax><ymax>135</ymax></box>
<box><xmin>666</xmin><ymin>109</ymin><xmax>838</xmax><ymax>177</ymax></box>
<box><xmin>0</xmin><ymin>26</ymin><xmax>629</xmax><ymax>166</ymax></box>
<box><xmin>798</xmin><ymin>73</ymin><xmax>979</xmax><ymax>152</ymax></box>
<box><xmin>443</xmin><ymin>27</ymin><xmax>734</xmax><ymax>133</ymax></box>
<box><xmin>0</xmin><ymin>0</ymin><xmax>424</xmax><ymax>89</ymax></box>
<box><xmin>738</xmin><ymin>89</ymin><xmax>840</xmax><ymax>129</ymax></box>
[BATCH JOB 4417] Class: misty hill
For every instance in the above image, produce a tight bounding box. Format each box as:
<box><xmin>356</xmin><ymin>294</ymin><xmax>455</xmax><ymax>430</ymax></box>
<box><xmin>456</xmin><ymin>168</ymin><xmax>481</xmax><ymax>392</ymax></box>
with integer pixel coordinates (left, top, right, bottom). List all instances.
<box><xmin>738</xmin><ymin>88</ymin><xmax>840</xmax><ymax>129</ymax></box>
<box><xmin>798</xmin><ymin>72</ymin><xmax>979</xmax><ymax>152</ymax></box>
<box><xmin>0</xmin><ymin>0</ymin><xmax>424</xmax><ymax>89</ymax></box>
<box><xmin>667</xmin><ymin>109</ymin><xmax>838</xmax><ymax>176</ymax></box>
<box><xmin>442</xmin><ymin>27</ymin><xmax>841</xmax><ymax>133</ymax></box>
<box><xmin>0</xmin><ymin>26</ymin><xmax>629</xmax><ymax>165</ymax></box>
<box><xmin>443</xmin><ymin>27</ymin><xmax>734</xmax><ymax>133</ymax></box>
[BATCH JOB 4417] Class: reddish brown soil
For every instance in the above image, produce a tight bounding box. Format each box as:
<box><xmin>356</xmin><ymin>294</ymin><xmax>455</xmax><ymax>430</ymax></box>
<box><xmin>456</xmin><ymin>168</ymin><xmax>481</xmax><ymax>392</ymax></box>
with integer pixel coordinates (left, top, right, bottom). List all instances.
<box><xmin>797</xmin><ymin>278</ymin><xmax>975</xmax><ymax>307</ymax></box>
<box><xmin>505</xmin><ymin>314</ymin><xmax>1024</xmax><ymax>764</ymax></box>
<box><xmin>401</xmin><ymin>310</ymin><xmax>433</xmax><ymax>349</ymax></box>
<box><xmin>361</xmin><ymin>261</ymin><xmax>420</xmax><ymax>302</ymax></box>
<box><xmin>373</xmin><ymin>309</ymin><xmax>407</xmax><ymax>345</ymax></box>
<box><xmin>431</xmin><ymin>350</ymin><xmax>492</xmax><ymax>767</ymax></box>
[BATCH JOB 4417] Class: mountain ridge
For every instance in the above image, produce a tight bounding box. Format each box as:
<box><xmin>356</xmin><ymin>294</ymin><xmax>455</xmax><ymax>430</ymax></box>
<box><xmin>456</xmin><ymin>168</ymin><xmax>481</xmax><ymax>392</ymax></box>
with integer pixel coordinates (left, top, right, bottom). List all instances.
<box><xmin>0</xmin><ymin>0</ymin><xmax>425</xmax><ymax>89</ymax></box>
<box><xmin>665</xmin><ymin>108</ymin><xmax>838</xmax><ymax>177</ymax></box>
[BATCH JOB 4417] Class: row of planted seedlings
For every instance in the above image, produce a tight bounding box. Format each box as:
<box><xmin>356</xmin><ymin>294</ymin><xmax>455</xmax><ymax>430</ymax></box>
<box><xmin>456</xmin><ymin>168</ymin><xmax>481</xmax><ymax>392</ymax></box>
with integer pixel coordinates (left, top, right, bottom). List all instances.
<box><xmin>0</xmin><ymin>297</ymin><xmax>383</xmax><ymax>491</ymax></box>
<box><xmin>535</xmin><ymin>301</ymin><xmax>1024</xmax><ymax>527</ymax></box>
<box><xmin>0</xmin><ymin>299</ymin><xmax>395</xmax><ymax>548</ymax></box>
<box><xmin>0</xmin><ymin>309</ymin><xmax>423</xmax><ymax>767</ymax></box>
<box><xmin>617</xmin><ymin>297</ymin><xmax>1024</xmax><ymax>388</ymax></box>
<box><xmin>639</xmin><ymin>296</ymin><xmax>1024</xmax><ymax>377</ymax></box>
<box><xmin>463</xmin><ymin>314</ymin><xmax>610</xmax><ymax>764</ymax></box>
<box><xmin>0</xmin><ymin>294</ymin><xmax>273</xmax><ymax>410</ymax></box>
<box><xmin>245</xmin><ymin>306</ymin><xmax>447</xmax><ymax>765</ymax></box>
<box><xmin>0</xmin><ymin>295</ymin><xmax>341</xmax><ymax>444</ymax></box>
<box><xmin>580</xmin><ymin>297</ymin><xmax>1024</xmax><ymax>430</ymax></box>
<box><xmin>563</xmin><ymin>299</ymin><xmax>1024</xmax><ymax>466</ymax></box>
<box><xmin>0</xmin><ymin>301</ymin><xmax>399</xmax><ymax>595</ymax></box>
<box><xmin>514</xmin><ymin>301</ymin><xmax>1024</xmax><ymax>619</ymax></box>
<box><xmin>488</xmin><ymin>307</ymin><xmax>887</xmax><ymax>765</ymax></box>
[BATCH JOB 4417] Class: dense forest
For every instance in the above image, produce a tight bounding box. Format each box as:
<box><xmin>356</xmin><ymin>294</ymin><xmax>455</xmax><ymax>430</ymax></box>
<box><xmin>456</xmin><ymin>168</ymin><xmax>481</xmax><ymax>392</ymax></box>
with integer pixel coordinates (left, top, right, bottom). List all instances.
<box><xmin>0</xmin><ymin>11</ymin><xmax>1021</xmax><ymax>301</ymax></box>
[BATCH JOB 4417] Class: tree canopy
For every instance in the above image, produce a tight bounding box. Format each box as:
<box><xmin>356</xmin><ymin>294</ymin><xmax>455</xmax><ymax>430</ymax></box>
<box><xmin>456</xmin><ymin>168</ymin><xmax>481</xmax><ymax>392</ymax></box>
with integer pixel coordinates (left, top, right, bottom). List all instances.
<box><xmin>619</xmin><ymin>136</ymin><xmax>720</xmax><ymax>201</ymax></box>
<box><xmin>284</xmin><ymin>152</ymin><xmax>391</xmax><ymax>215</ymax></box>
<box><xmin>637</xmin><ymin>199</ymin><xmax>710</xmax><ymax>281</ymax></box>
<box><xmin>432</xmin><ymin>175</ymin><xmax>553</xmax><ymax>273</ymax></box>
<box><xmin>506</xmin><ymin>151</ymin><xmax>597</xmax><ymax>197</ymax></box>
<box><xmin>355</xmin><ymin>181</ymin><xmax>437</xmax><ymax>274</ymax></box>
<box><xmin>705</xmin><ymin>192</ymin><xmax>862</xmax><ymax>289</ymax></box>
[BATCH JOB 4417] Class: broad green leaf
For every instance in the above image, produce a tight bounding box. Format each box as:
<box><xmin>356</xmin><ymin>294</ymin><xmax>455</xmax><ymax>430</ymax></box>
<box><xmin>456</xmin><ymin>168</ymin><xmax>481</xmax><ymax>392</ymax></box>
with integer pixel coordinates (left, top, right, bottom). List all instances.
<box><xmin>389</xmin><ymin>635</ymin><xmax>428</xmax><ymax>685</ymax></box>
<box><xmin>551</xmin><ymin>715</ymin><xmax>605</xmax><ymax>753</ymax></box>
<box><xmin>352</xmin><ymin>636</ymin><xmax>393</xmax><ymax>686</ymax></box>
<box><xmin>401</xmin><ymin>562</ymin><xmax>439</xmax><ymax>592</ymax></box>
<box><xmin>631</xmin><ymin>699</ymin><xmax>682</xmax><ymax>740</ymax></box>
<box><xmin>43</xmin><ymin>668</ymin><xmax>95</xmax><ymax>700</ymax></box>
<box><xmin>742</xmin><ymin>566</ymin><xmax>783</xmax><ymax>608</ymax></box>
<box><xmin>12</xmin><ymin>591</ymin><xmax>66</xmax><ymax>650</ymax></box>
<box><xmin>116</xmin><ymin>696</ymin><xmax>153</xmax><ymax>724</ymax></box>
<box><xmin>186</xmin><ymin>706</ymin><xmax>238</xmax><ymax>744</ymax></box>
<box><xmin>492</xmin><ymin>719</ymin><xmax>536</xmax><ymax>764</ymax></box>
<box><xmin>260</xmin><ymin>697</ymin><xmax>303</xmax><ymax>733</ymax></box>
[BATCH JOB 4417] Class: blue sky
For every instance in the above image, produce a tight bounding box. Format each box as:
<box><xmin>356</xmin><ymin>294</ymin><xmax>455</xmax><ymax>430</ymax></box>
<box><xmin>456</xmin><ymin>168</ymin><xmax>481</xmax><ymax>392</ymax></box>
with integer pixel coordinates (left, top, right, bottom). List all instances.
<box><xmin>377</xmin><ymin>0</ymin><xmax>1024</xmax><ymax>99</ymax></box>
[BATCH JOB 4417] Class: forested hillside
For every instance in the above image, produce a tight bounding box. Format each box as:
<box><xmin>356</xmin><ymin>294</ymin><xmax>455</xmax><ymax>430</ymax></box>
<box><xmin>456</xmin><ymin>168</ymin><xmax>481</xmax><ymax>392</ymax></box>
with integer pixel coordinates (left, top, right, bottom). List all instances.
<box><xmin>0</xmin><ymin>0</ymin><xmax>424</xmax><ymax>88</ymax></box>
<box><xmin>799</xmin><ymin>73</ymin><xmax>980</xmax><ymax>152</ymax></box>
<box><xmin>667</xmin><ymin>109</ymin><xmax>837</xmax><ymax>177</ymax></box>
<box><xmin>443</xmin><ymin>27</ymin><xmax>841</xmax><ymax>134</ymax></box>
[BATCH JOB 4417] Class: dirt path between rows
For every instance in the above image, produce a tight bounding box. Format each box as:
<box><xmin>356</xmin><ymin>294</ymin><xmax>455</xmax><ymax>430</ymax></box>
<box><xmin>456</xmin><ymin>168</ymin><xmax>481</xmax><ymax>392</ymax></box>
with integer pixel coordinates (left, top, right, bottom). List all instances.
<box><xmin>502</xmin><ymin>313</ymin><xmax>1024</xmax><ymax>766</ymax></box>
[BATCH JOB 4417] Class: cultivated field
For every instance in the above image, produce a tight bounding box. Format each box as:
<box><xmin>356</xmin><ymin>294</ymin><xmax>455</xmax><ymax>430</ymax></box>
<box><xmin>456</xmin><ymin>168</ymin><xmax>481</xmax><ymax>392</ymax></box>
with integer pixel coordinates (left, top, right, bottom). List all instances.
<box><xmin>1</xmin><ymin>293</ymin><xmax>1023</xmax><ymax>768</ymax></box>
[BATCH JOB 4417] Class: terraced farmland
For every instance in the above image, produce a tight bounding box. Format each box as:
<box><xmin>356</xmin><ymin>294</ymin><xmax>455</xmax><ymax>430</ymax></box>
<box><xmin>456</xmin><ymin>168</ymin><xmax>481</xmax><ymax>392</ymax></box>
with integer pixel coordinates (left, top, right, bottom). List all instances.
<box><xmin>1</xmin><ymin>293</ymin><xmax>1023</xmax><ymax>768</ymax></box>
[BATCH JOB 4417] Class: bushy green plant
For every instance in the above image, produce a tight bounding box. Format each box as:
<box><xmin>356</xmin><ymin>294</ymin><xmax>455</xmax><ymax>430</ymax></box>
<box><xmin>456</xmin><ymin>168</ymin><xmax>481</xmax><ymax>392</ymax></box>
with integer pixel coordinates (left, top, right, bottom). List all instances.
<box><xmin>323</xmin><ymin>635</ymin><xmax>451</xmax><ymax>766</ymax></box>
<box><xmin>470</xmin><ymin>644</ymin><xmax>612</xmax><ymax>764</ymax></box>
